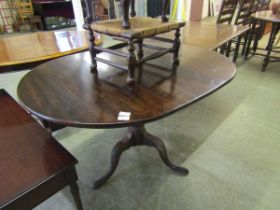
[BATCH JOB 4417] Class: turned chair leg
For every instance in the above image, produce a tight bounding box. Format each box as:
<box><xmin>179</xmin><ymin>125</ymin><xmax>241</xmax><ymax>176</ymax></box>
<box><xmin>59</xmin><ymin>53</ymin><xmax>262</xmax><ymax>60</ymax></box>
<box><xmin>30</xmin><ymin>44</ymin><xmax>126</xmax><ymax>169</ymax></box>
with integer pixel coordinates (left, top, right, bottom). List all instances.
<box><xmin>121</xmin><ymin>0</ymin><xmax>131</xmax><ymax>29</ymax></box>
<box><xmin>233</xmin><ymin>36</ymin><xmax>242</xmax><ymax>63</ymax></box>
<box><xmin>161</xmin><ymin>0</ymin><xmax>170</xmax><ymax>22</ymax></box>
<box><xmin>130</xmin><ymin>0</ymin><xmax>136</xmax><ymax>17</ymax></box>
<box><xmin>127</xmin><ymin>39</ymin><xmax>136</xmax><ymax>85</ymax></box>
<box><xmin>88</xmin><ymin>30</ymin><xmax>98</xmax><ymax>74</ymax></box>
<box><xmin>137</xmin><ymin>39</ymin><xmax>144</xmax><ymax>83</ymax></box>
<box><xmin>173</xmin><ymin>28</ymin><xmax>181</xmax><ymax>65</ymax></box>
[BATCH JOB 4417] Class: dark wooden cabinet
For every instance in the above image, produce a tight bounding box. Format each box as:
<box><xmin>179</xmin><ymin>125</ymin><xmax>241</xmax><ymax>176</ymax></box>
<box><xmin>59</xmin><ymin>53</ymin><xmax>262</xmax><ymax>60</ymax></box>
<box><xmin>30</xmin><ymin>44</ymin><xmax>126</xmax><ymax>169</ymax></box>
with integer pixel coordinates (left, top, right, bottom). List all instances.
<box><xmin>33</xmin><ymin>1</ymin><xmax>76</xmax><ymax>30</ymax></box>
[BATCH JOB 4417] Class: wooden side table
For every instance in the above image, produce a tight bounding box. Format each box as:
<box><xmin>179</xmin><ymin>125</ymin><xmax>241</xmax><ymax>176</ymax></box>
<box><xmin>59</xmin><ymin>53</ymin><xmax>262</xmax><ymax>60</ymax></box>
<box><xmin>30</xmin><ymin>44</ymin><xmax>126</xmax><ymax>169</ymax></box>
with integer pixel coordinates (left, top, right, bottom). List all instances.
<box><xmin>245</xmin><ymin>11</ymin><xmax>280</xmax><ymax>71</ymax></box>
<box><xmin>0</xmin><ymin>89</ymin><xmax>83</xmax><ymax>210</ymax></box>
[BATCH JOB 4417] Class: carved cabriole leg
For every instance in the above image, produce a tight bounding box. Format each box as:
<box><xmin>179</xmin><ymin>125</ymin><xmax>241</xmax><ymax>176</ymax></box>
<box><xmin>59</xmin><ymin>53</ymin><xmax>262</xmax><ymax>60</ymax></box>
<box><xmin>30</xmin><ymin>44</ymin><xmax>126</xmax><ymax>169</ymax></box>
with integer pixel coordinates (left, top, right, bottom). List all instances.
<box><xmin>93</xmin><ymin>125</ymin><xmax>188</xmax><ymax>189</ymax></box>
<box><xmin>121</xmin><ymin>0</ymin><xmax>130</xmax><ymax>29</ymax></box>
<box><xmin>173</xmin><ymin>28</ymin><xmax>181</xmax><ymax>65</ymax></box>
<box><xmin>262</xmin><ymin>23</ymin><xmax>279</xmax><ymax>72</ymax></box>
<box><xmin>70</xmin><ymin>182</ymin><xmax>84</xmax><ymax>210</ymax></box>
<box><xmin>137</xmin><ymin>39</ymin><xmax>144</xmax><ymax>83</ymax></box>
<box><xmin>127</xmin><ymin>39</ymin><xmax>136</xmax><ymax>85</ymax></box>
<box><xmin>130</xmin><ymin>0</ymin><xmax>136</xmax><ymax>17</ymax></box>
<box><xmin>161</xmin><ymin>0</ymin><xmax>170</xmax><ymax>22</ymax></box>
<box><xmin>93</xmin><ymin>132</ymin><xmax>132</xmax><ymax>189</ymax></box>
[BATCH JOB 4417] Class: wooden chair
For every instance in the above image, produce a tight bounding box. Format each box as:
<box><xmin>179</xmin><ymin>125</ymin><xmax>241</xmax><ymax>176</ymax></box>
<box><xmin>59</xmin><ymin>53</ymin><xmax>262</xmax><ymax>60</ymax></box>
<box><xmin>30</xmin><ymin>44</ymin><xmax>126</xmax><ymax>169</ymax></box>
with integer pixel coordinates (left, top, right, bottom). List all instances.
<box><xmin>83</xmin><ymin>0</ymin><xmax>185</xmax><ymax>85</ymax></box>
<box><xmin>217</xmin><ymin>0</ymin><xmax>239</xmax><ymax>24</ymax></box>
<box><xmin>0</xmin><ymin>89</ymin><xmax>83</xmax><ymax>210</ymax></box>
<box><xmin>14</xmin><ymin>0</ymin><xmax>43</xmax><ymax>31</ymax></box>
<box><xmin>216</xmin><ymin>0</ymin><xmax>239</xmax><ymax>57</ymax></box>
<box><xmin>257</xmin><ymin>0</ymin><xmax>271</xmax><ymax>11</ymax></box>
<box><xmin>228</xmin><ymin>0</ymin><xmax>259</xmax><ymax>61</ymax></box>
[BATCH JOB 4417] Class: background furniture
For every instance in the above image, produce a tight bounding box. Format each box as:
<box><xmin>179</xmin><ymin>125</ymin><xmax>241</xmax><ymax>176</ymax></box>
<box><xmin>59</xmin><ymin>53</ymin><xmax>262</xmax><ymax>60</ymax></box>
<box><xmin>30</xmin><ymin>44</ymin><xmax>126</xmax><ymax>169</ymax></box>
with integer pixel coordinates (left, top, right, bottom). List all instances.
<box><xmin>0</xmin><ymin>89</ymin><xmax>83</xmax><ymax>210</ymax></box>
<box><xmin>180</xmin><ymin>21</ymin><xmax>249</xmax><ymax>51</ymax></box>
<box><xmin>245</xmin><ymin>10</ymin><xmax>280</xmax><ymax>71</ymax></box>
<box><xmin>14</xmin><ymin>0</ymin><xmax>43</xmax><ymax>31</ymax></box>
<box><xmin>32</xmin><ymin>0</ymin><xmax>75</xmax><ymax>30</ymax></box>
<box><xmin>17</xmin><ymin>45</ymin><xmax>236</xmax><ymax>189</ymax></box>
<box><xmin>0</xmin><ymin>31</ymin><xmax>128</xmax><ymax>72</ymax></box>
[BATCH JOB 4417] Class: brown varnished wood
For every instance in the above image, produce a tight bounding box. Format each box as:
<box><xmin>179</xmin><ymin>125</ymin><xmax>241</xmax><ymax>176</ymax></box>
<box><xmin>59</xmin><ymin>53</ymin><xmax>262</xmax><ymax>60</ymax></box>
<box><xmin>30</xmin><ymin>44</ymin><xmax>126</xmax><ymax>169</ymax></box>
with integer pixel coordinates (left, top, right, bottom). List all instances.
<box><xmin>93</xmin><ymin>124</ymin><xmax>188</xmax><ymax>189</ymax></box>
<box><xmin>17</xmin><ymin>45</ymin><xmax>236</xmax><ymax>129</ymax></box>
<box><xmin>17</xmin><ymin>44</ymin><xmax>236</xmax><ymax>189</ymax></box>
<box><xmin>0</xmin><ymin>90</ymin><xmax>83</xmax><ymax>209</ymax></box>
<box><xmin>0</xmin><ymin>31</ymin><xmax>101</xmax><ymax>72</ymax></box>
<box><xmin>181</xmin><ymin>21</ymin><xmax>250</xmax><ymax>50</ymax></box>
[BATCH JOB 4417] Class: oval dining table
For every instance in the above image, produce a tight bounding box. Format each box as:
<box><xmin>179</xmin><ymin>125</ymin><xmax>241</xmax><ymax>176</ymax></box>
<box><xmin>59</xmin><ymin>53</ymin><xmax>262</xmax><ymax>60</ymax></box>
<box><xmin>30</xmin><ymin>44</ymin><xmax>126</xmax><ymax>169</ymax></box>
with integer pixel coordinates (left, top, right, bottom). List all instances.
<box><xmin>17</xmin><ymin>44</ymin><xmax>236</xmax><ymax>189</ymax></box>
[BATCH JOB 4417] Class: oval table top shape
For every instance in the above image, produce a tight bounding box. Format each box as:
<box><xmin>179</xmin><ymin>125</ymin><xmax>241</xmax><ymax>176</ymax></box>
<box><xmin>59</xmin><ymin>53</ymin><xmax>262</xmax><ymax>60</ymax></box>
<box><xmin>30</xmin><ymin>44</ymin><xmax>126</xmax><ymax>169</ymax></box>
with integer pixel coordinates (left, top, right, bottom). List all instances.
<box><xmin>0</xmin><ymin>31</ymin><xmax>102</xmax><ymax>72</ymax></box>
<box><xmin>17</xmin><ymin>45</ymin><xmax>236</xmax><ymax>129</ymax></box>
<box><xmin>253</xmin><ymin>10</ymin><xmax>280</xmax><ymax>23</ymax></box>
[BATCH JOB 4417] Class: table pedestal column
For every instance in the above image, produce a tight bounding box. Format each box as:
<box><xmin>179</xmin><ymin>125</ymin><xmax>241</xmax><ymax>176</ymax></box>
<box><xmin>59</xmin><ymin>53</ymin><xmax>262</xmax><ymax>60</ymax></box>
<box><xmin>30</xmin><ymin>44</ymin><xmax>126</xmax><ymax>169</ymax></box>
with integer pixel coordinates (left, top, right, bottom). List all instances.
<box><xmin>93</xmin><ymin>124</ymin><xmax>189</xmax><ymax>189</ymax></box>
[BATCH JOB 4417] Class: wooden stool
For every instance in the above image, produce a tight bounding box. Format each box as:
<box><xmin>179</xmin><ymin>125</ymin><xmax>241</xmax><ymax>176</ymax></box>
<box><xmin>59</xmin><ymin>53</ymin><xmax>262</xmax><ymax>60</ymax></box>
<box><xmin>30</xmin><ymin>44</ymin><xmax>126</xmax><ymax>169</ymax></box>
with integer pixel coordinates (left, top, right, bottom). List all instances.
<box><xmin>83</xmin><ymin>0</ymin><xmax>185</xmax><ymax>85</ymax></box>
<box><xmin>0</xmin><ymin>89</ymin><xmax>83</xmax><ymax>210</ymax></box>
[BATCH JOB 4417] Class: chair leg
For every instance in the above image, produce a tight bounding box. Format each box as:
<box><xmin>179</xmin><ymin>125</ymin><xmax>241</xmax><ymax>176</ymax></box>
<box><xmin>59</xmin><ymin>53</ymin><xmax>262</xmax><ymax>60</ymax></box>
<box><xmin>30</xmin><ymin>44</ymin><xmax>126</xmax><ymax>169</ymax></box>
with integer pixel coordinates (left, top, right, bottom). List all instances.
<box><xmin>130</xmin><ymin>0</ymin><xmax>136</xmax><ymax>16</ymax></box>
<box><xmin>226</xmin><ymin>40</ymin><xmax>232</xmax><ymax>57</ymax></box>
<box><xmin>233</xmin><ymin>36</ymin><xmax>242</xmax><ymax>63</ymax></box>
<box><xmin>88</xmin><ymin>30</ymin><xmax>98</xmax><ymax>75</ymax></box>
<box><xmin>262</xmin><ymin>23</ymin><xmax>278</xmax><ymax>72</ymax></box>
<box><xmin>127</xmin><ymin>39</ymin><xmax>136</xmax><ymax>85</ymax></box>
<box><xmin>241</xmin><ymin>32</ymin><xmax>248</xmax><ymax>55</ymax></box>
<box><xmin>173</xmin><ymin>28</ymin><xmax>181</xmax><ymax>65</ymax></box>
<box><xmin>137</xmin><ymin>39</ymin><xmax>144</xmax><ymax>83</ymax></box>
<box><xmin>220</xmin><ymin>44</ymin><xmax>227</xmax><ymax>55</ymax></box>
<box><xmin>245</xmin><ymin>21</ymin><xmax>257</xmax><ymax>59</ymax></box>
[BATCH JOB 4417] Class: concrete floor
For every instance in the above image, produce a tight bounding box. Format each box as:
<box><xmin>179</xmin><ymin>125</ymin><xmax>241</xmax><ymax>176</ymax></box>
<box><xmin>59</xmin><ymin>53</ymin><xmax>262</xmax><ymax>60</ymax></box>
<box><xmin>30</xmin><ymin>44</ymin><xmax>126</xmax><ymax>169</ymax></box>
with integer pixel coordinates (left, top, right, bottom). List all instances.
<box><xmin>0</xmin><ymin>36</ymin><xmax>280</xmax><ymax>210</ymax></box>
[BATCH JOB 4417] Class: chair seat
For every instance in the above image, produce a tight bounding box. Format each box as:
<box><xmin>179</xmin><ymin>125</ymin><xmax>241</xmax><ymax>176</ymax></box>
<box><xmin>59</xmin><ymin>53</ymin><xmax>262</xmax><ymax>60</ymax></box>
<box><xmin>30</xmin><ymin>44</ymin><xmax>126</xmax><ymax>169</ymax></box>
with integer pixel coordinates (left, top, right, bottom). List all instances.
<box><xmin>91</xmin><ymin>17</ymin><xmax>185</xmax><ymax>39</ymax></box>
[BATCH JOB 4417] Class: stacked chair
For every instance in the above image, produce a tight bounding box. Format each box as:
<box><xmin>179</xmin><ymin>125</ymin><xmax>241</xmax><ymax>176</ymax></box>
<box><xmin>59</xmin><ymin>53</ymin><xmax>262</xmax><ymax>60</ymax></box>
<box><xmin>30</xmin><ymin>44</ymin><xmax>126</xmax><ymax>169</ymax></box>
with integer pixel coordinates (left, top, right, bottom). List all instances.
<box><xmin>215</xmin><ymin>0</ymin><xmax>272</xmax><ymax>62</ymax></box>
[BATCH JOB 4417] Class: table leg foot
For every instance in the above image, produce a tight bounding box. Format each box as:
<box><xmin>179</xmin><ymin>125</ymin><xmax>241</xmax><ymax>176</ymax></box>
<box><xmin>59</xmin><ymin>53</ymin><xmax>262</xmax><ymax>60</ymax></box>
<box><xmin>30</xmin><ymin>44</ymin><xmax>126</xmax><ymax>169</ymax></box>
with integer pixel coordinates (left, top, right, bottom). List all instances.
<box><xmin>93</xmin><ymin>125</ymin><xmax>188</xmax><ymax>189</ymax></box>
<box><xmin>93</xmin><ymin>133</ymin><xmax>132</xmax><ymax>189</ymax></box>
<box><xmin>143</xmin><ymin>131</ymin><xmax>189</xmax><ymax>175</ymax></box>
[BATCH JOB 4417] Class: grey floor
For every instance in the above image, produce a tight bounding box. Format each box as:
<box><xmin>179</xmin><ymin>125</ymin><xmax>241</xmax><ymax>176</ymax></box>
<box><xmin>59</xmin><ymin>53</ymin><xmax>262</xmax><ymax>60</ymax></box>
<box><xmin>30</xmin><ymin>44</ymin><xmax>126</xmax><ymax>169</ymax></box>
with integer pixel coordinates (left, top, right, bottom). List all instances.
<box><xmin>0</xmin><ymin>36</ymin><xmax>280</xmax><ymax>210</ymax></box>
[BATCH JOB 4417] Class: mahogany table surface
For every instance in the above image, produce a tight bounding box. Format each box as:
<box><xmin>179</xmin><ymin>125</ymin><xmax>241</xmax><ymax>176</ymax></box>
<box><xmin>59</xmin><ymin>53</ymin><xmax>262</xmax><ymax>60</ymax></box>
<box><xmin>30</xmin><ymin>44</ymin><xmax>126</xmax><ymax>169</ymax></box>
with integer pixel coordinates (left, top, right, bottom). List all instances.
<box><xmin>17</xmin><ymin>44</ymin><xmax>236</xmax><ymax>129</ymax></box>
<box><xmin>180</xmin><ymin>21</ymin><xmax>250</xmax><ymax>50</ymax></box>
<box><xmin>0</xmin><ymin>89</ymin><xmax>77</xmax><ymax>208</ymax></box>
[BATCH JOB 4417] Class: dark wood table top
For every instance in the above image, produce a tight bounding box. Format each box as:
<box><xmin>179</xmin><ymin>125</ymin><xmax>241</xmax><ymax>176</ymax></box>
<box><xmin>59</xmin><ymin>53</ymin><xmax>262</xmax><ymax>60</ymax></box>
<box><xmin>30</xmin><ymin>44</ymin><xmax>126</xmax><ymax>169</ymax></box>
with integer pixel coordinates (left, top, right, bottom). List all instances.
<box><xmin>17</xmin><ymin>45</ymin><xmax>236</xmax><ymax>129</ymax></box>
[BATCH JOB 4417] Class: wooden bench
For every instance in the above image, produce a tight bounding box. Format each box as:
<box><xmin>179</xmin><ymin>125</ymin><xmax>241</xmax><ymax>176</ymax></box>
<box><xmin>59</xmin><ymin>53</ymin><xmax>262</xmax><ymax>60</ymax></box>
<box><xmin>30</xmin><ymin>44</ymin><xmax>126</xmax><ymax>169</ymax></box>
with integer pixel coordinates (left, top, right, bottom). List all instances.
<box><xmin>0</xmin><ymin>89</ymin><xmax>83</xmax><ymax>210</ymax></box>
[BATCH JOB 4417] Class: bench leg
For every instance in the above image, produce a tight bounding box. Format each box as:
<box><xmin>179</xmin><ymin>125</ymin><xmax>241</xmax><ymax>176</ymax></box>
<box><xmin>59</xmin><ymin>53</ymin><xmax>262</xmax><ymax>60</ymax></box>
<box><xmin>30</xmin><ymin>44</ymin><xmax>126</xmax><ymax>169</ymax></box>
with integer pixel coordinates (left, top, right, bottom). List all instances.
<box><xmin>127</xmin><ymin>40</ymin><xmax>136</xmax><ymax>85</ymax></box>
<box><xmin>173</xmin><ymin>28</ymin><xmax>181</xmax><ymax>65</ymax></box>
<box><xmin>70</xmin><ymin>182</ymin><xmax>83</xmax><ymax>210</ymax></box>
